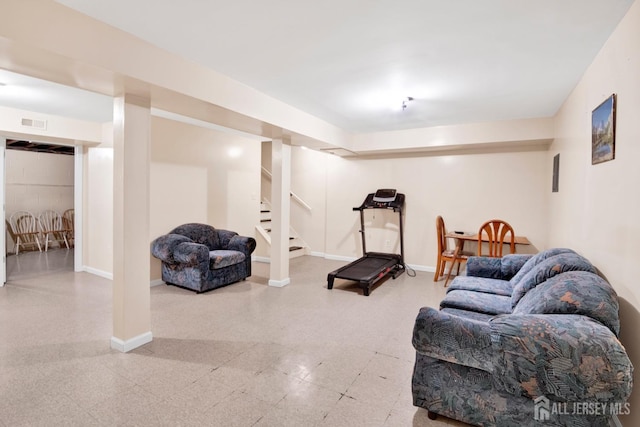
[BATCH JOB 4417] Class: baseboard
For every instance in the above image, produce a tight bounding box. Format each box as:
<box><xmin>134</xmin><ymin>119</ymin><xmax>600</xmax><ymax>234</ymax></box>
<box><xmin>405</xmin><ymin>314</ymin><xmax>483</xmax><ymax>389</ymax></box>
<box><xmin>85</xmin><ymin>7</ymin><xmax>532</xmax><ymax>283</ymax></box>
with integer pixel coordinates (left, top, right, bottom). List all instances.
<box><xmin>268</xmin><ymin>277</ymin><xmax>290</xmax><ymax>287</ymax></box>
<box><xmin>83</xmin><ymin>266</ymin><xmax>113</xmax><ymax>280</ymax></box>
<box><xmin>150</xmin><ymin>279</ymin><xmax>164</xmax><ymax>287</ymax></box>
<box><xmin>323</xmin><ymin>253</ymin><xmax>357</xmax><ymax>263</ymax></box>
<box><xmin>255</xmin><ymin>252</ymin><xmax>438</xmax><ymax>274</ymax></box>
<box><xmin>110</xmin><ymin>331</ymin><xmax>152</xmax><ymax>353</ymax></box>
<box><xmin>406</xmin><ymin>263</ymin><xmax>436</xmax><ymax>273</ymax></box>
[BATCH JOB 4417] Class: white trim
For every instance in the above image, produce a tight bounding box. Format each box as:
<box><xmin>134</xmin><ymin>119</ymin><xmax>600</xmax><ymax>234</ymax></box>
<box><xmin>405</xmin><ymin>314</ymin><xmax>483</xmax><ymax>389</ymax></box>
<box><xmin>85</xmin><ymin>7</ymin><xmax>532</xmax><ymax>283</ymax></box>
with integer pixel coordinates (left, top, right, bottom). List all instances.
<box><xmin>324</xmin><ymin>254</ymin><xmax>357</xmax><ymax>263</ymax></box>
<box><xmin>110</xmin><ymin>331</ymin><xmax>153</xmax><ymax>353</ymax></box>
<box><xmin>323</xmin><ymin>253</ymin><xmax>437</xmax><ymax>273</ymax></box>
<box><xmin>0</xmin><ymin>139</ymin><xmax>5</xmax><ymax>286</ymax></box>
<box><xmin>406</xmin><ymin>263</ymin><xmax>436</xmax><ymax>273</ymax></box>
<box><xmin>73</xmin><ymin>145</ymin><xmax>83</xmax><ymax>272</ymax></box>
<box><xmin>257</xmin><ymin>252</ymin><xmax>440</xmax><ymax>274</ymax></box>
<box><xmin>610</xmin><ymin>415</ymin><xmax>622</xmax><ymax>427</ymax></box>
<box><xmin>268</xmin><ymin>277</ymin><xmax>290</xmax><ymax>287</ymax></box>
<box><xmin>150</xmin><ymin>279</ymin><xmax>164</xmax><ymax>287</ymax></box>
<box><xmin>83</xmin><ymin>266</ymin><xmax>113</xmax><ymax>280</ymax></box>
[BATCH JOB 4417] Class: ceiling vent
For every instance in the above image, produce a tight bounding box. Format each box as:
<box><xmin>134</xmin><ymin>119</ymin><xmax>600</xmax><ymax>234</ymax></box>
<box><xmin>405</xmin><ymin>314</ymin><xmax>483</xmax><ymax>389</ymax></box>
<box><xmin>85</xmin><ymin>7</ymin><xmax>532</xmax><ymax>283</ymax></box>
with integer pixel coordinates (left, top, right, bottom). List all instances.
<box><xmin>21</xmin><ymin>117</ymin><xmax>47</xmax><ymax>130</ymax></box>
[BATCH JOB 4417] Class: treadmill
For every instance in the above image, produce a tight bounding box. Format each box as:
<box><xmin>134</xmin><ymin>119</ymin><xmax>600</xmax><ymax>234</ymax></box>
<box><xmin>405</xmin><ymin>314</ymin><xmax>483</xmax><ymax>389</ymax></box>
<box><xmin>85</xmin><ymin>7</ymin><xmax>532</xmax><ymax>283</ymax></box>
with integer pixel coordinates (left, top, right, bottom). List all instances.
<box><xmin>327</xmin><ymin>189</ymin><xmax>405</xmax><ymax>296</ymax></box>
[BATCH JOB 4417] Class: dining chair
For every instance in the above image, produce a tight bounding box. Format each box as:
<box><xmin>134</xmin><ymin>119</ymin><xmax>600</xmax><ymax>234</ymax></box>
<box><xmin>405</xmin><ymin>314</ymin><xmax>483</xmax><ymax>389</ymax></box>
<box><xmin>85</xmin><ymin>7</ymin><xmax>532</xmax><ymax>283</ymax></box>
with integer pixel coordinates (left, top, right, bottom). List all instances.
<box><xmin>435</xmin><ymin>215</ymin><xmax>473</xmax><ymax>284</ymax></box>
<box><xmin>62</xmin><ymin>208</ymin><xmax>75</xmax><ymax>247</ymax></box>
<box><xmin>9</xmin><ymin>211</ymin><xmax>43</xmax><ymax>255</ymax></box>
<box><xmin>38</xmin><ymin>210</ymin><xmax>69</xmax><ymax>251</ymax></box>
<box><xmin>477</xmin><ymin>219</ymin><xmax>515</xmax><ymax>257</ymax></box>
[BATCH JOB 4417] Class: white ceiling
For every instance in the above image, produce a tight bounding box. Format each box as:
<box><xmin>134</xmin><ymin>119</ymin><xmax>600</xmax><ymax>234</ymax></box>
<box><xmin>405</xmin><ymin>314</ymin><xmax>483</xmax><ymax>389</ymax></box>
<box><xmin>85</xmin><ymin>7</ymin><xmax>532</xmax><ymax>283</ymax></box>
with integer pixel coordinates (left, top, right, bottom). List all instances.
<box><xmin>2</xmin><ymin>1</ymin><xmax>635</xmax><ymax>134</ymax></box>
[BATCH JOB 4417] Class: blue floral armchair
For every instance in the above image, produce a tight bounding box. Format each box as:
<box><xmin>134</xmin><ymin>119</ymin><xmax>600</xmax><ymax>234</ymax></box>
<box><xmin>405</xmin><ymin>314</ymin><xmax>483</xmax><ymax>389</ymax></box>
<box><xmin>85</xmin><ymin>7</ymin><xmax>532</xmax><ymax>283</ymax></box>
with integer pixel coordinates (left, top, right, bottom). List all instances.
<box><xmin>151</xmin><ymin>223</ymin><xmax>256</xmax><ymax>293</ymax></box>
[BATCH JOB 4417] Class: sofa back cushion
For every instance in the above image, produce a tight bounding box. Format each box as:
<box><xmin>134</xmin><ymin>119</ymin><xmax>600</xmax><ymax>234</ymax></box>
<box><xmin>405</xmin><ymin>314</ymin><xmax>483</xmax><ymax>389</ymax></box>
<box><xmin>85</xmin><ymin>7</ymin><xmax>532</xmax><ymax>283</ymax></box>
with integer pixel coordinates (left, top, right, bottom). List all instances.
<box><xmin>512</xmin><ymin>271</ymin><xmax>620</xmax><ymax>335</ymax></box>
<box><xmin>509</xmin><ymin>248</ymin><xmax>576</xmax><ymax>286</ymax></box>
<box><xmin>170</xmin><ymin>223</ymin><xmax>220</xmax><ymax>250</ymax></box>
<box><xmin>510</xmin><ymin>252</ymin><xmax>596</xmax><ymax>308</ymax></box>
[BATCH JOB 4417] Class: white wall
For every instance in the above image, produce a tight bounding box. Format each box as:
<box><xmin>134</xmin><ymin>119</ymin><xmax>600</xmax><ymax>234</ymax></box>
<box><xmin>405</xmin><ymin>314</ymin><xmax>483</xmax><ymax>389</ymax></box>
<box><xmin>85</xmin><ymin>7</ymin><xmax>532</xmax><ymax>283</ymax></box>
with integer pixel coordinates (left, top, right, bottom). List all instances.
<box><xmin>549</xmin><ymin>1</ymin><xmax>640</xmax><ymax>424</ymax></box>
<box><xmin>84</xmin><ymin>147</ymin><xmax>113</xmax><ymax>277</ymax></box>
<box><xmin>288</xmin><ymin>147</ymin><xmax>547</xmax><ymax>269</ymax></box>
<box><xmin>149</xmin><ymin>116</ymin><xmax>261</xmax><ymax>280</ymax></box>
<box><xmin>5</xmin><ymin>149</ymin><xmax>74</xmax><ymax>253</ymax></box>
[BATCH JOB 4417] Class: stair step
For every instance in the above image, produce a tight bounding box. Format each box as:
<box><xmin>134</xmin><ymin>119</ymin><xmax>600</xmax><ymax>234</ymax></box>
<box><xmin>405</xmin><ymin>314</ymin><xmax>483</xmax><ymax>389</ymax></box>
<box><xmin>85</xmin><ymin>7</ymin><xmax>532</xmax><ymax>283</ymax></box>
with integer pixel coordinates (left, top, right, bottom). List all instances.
<box><xmin>289</xmin><ymin>246</ymin><xmax>303</xmax><ymax>252</ymax></box>
<box><xmin>260</xmin><ymin>219</ymin><xmax>270</xmax><ymax>223</ymax></box>
<box><xmin>261</xmin><ymin>210</ymin><xmax>270</xmax><ymax>213</ymax></box>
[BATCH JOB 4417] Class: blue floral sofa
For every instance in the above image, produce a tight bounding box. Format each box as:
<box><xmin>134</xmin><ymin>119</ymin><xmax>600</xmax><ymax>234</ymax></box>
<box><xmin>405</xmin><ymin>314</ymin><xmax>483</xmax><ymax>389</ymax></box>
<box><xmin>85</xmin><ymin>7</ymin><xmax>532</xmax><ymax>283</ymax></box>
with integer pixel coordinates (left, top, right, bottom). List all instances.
<box><xmin>151</xmin><ymin>223</ymin><xmax>256</xmax><ymax>293</ymax></box>
<box><xmin>412</xmin><ymin>248</ymin><xmax>633</xmax><ymax>426</ymax></box>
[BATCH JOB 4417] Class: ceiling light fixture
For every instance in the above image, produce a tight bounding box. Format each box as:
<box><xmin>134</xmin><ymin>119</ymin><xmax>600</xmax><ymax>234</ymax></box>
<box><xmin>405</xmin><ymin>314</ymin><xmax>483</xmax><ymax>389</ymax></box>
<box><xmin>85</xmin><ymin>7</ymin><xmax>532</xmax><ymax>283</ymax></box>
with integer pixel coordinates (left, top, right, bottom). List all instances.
<box><xmin>401</xmin><ymin>96</ymin><xmax>414</xmax><ymax>111</ymax></box>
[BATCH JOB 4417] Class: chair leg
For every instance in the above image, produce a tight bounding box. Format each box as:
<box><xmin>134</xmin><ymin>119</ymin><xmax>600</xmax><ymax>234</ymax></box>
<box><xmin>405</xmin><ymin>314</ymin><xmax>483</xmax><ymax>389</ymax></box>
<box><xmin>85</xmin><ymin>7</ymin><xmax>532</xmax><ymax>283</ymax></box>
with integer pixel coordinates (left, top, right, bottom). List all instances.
<box><xmin>433</xmin><ymin>257</ymin><xmax>442</xmax><ymax>281</ymax></box>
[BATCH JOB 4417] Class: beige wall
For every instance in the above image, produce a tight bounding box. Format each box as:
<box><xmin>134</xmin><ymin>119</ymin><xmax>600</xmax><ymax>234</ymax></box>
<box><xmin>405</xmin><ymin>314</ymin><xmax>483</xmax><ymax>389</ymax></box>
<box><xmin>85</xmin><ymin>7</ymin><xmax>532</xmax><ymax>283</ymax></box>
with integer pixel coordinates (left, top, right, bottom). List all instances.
<box><xmin>149</xmin><ymin>116</ymin><xmax>261</xmax><ymax>280</ymax></box>
<box><xmin>549</xmin><ymin>1</ymin><xmax>640</xmax><ymax>424</ymax></box>
<box><xmin>84</xmin><ymin>147</ymin><xmax>113</xmax><ymax>277</ymax></box>
<box><xmin>6</xmin><ymin>149</ymin><xmax>74</xmax><ymax>253</ymax></box>
<box><xmin>287</xmin><ymin>146</ymin><xmax>548</xmax><ymax>268</ymax></box>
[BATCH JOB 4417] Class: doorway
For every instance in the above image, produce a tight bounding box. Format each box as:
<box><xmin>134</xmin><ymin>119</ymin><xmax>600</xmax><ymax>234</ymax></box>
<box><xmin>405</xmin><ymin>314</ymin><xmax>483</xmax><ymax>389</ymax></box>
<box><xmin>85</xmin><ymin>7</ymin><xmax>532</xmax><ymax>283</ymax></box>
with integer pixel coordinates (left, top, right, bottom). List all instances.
<box><xmin>4</xmin><ymin>139</ymin><xmax>76</xmax><ymax>281</ymax></box>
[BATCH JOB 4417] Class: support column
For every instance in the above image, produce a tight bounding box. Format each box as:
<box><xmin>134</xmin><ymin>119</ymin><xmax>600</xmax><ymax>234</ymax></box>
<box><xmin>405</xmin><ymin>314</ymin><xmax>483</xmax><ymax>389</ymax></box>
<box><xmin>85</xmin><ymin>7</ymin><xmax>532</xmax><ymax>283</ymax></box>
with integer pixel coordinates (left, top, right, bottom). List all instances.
<box><xmin>269</xmin><ymin>139</ymin><xmax>291</xmax><ymax>287</ymax></box>
<box><xmin>111</xmin><ymin>94</ymin><xmax>152</xmax><ymax>352</ymax></box>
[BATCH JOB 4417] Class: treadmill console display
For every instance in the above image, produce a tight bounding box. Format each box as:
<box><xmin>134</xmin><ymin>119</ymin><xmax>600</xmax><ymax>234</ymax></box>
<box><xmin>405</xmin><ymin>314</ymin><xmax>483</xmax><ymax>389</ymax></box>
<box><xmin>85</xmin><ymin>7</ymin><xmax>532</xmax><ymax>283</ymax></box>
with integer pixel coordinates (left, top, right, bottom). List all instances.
<box><xmin>356</xmin><ymin>189</ymin><xmax>405</xmax><ymax>210</ymax></box>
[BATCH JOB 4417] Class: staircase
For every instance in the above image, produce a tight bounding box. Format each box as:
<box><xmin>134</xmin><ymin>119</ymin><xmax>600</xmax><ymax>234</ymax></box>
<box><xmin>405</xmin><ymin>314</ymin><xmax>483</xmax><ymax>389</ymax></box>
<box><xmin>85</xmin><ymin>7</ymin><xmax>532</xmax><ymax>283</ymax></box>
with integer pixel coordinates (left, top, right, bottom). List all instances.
<box><xmin>255</xmin><ymin>200</ymin><xmax>310</xmax><ymax>259</ymax></box>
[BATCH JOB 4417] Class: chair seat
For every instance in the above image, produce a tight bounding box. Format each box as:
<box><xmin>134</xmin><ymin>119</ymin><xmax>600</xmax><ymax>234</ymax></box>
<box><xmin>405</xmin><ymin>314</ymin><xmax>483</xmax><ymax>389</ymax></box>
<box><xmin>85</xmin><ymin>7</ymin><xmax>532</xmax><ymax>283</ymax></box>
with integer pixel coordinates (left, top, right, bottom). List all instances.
<box><xmin>209</xmin><ymin>250</ymin><xmax>246</xmax><ymax>269</ymax></box>
<box><xmin>442</xmin><ymin>249</ymin><xmax>474</xmax><ymax>258</ymax></box>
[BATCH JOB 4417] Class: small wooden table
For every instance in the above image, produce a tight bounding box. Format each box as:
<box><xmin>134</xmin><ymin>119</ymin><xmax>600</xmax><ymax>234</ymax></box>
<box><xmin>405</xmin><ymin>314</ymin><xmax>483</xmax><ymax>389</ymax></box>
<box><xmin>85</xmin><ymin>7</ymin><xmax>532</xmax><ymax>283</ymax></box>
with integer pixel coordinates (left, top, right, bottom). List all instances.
<box><xmin>443</xmin><ymin>232</ymin><xmax>531</xmax><ymax>286</ymax></box>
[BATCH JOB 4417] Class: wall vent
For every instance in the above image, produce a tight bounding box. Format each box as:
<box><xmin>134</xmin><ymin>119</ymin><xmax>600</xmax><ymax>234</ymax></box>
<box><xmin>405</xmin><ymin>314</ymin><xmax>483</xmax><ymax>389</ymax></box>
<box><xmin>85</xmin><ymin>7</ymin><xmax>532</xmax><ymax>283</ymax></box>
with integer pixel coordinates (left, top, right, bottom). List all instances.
<box><xmin>21</xmin><ymin>118</ymin><xmax>47</xmax><ymax>130</ymax></box>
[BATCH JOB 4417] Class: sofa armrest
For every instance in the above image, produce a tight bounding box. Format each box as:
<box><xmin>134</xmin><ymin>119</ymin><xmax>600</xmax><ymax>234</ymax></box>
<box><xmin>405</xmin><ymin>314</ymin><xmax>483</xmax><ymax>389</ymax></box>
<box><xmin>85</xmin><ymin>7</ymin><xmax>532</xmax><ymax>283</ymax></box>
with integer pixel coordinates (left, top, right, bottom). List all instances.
<box><xmin>151</xmin><ymin>233</ymin><xmax>192</xmax><ymax>264</ymax></box>
<box><xmin>466</xmin><ymin>254</ymin><xmax>533</xmax><ymax>280</ymax></box>
<box><xmin>490</xmin><ymin>314</ymin><xmax>633</xmax><ymax>402</ymax></box>
<box><xmin>412</xmin><ymin>307</ymin><xmax>494</xmax><ymax>371</ymax></box>
<box><xmin>227</xmin><ymin>235</ymin><xmax>257</xmax><ymax>256</ymax></box>
<box><xmin>173</xmin><ymin>242</ymin><xmax>209</xmax><ymax>266</ymax></box>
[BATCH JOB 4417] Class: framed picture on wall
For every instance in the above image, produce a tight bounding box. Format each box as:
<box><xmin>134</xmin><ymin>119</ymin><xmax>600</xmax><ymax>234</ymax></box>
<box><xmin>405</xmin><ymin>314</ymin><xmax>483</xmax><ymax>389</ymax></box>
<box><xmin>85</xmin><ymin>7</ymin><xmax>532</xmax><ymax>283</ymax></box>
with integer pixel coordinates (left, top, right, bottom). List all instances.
<box><xmin>591</xmin><ymin>94</ymin><xmax>616</xmax><ymax>165</ymax></box>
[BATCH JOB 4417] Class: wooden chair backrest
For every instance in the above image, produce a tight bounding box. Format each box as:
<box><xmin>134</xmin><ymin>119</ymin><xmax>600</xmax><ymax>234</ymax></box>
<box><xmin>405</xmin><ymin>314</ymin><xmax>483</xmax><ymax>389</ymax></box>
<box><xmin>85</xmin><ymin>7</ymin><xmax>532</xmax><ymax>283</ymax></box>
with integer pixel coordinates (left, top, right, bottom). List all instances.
<box><xmin>478</xmin><ymin>219</ymin><xmax>515</xmax><ymax>257</ymax></box>
<box><xmin>38</xmin><ymin>210</ymin><xmax>62</xmax><ymax>233</ymax></box>
<box><xmin>436</xmin><ymin>215</ymin><xmax>447</xmax><ymax>254</ymax></box>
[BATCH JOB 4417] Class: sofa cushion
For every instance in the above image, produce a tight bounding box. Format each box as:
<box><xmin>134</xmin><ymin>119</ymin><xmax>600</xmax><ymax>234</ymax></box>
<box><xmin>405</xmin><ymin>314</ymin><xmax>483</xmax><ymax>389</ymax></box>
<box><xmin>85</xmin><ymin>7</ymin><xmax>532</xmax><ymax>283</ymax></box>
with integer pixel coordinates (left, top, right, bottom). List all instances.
<box><xmin>509</xmin><ymin>247</ymin><xmax>576</xmax><ymax>286</ymax></box>
<box><xmin>447</xmin><ymin>276</ymin><xmax>514</xmax><ymax>296</ymax></box>
<box><xmin>171</xmin><ymin>223</ymin><xmax>220</xmax><ymax>250</ymax></box>
<box><xmin>440</xmin><ymin>290</ymin><xmax>512</xmax><ymax>315</ymax></box>
<box><xmin>510</xmin><ymin>252</ymin><xmax>596</xmax><ymax>308</ymax></box>
<box><xmin>209</xmin><ymin>250</ymin><xmax>246</xmax><ymax>269</ymax></box>
<box><xmin>512</xmin><ymin>271</ymin><xmax>620</xmax><ymax>335</ymax></box>
<box><xmin>441</xmin><ymin>307</ymin><xmax>495</xmax><ymax>323</ymax></box>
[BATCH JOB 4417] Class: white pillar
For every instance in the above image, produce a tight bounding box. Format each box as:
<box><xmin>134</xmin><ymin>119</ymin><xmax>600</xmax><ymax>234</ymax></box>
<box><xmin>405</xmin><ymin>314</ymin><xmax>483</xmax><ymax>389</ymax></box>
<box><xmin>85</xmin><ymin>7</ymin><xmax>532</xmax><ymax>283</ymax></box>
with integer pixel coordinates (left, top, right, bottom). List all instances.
<box><xmin>111</xmin><ymin>94</ymin><xmax>152</xmax><ymax>352</ymax></box>
<box><xmin>269</xmin><ymin>139</ymin><xmax>291</xmax><ymax>287</ymax></box>
<box><xmin>73</xmin><ymin>145</ymin><xmax>83</xmax><ymax>272</ymax></box>
<box><xmin>0</xmin><ymin>137</ymin><xmax>5</xmax><ymax>286</ymax></box>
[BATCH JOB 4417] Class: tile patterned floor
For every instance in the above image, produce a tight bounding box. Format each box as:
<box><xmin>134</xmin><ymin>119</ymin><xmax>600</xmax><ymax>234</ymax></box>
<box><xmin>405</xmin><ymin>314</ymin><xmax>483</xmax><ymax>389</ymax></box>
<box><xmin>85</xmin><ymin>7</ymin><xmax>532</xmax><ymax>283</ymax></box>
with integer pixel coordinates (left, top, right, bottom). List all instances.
<box><xmin>0</xmin><ymin>251</ymin><xmax>470</xmax><ymax>426</ymax></box>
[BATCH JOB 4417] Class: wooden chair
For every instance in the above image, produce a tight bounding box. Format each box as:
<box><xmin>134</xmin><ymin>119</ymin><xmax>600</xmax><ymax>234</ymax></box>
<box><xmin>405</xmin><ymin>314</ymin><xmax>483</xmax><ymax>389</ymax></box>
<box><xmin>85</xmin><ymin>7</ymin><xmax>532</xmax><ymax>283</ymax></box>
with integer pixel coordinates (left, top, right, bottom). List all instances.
<box><xmin>477</xmin><ymin>219</ymin><xmax>515</xmax><ymax>257</ymax></box>
<box><xmin>9</xmin><ymin>211</ymin><xmax>42</xmax><ymax>255</ymax></box>
<box><xmin>38</xmin><ymin>210</ymin><xmax>69</xmax><ymax>251</ymax></box>
<box><xmin>62</xmin><ymin>208</ymin><xmax>74</xmax><ymax>247</ymax></box>
<box><xmin>435</xmin><ymin>215</ymin><xmax>473</xmax><ymax>284</ymax></box>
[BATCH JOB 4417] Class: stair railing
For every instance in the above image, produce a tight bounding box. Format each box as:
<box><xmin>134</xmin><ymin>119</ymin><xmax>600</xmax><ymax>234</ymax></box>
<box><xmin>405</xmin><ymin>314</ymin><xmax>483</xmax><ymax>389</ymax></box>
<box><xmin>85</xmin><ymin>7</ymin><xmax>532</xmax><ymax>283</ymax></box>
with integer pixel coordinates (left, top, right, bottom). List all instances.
<box><xmin>261</xmin><ymin>166</ymin><xmax>312</xmax><ymax>211</ymax></box>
